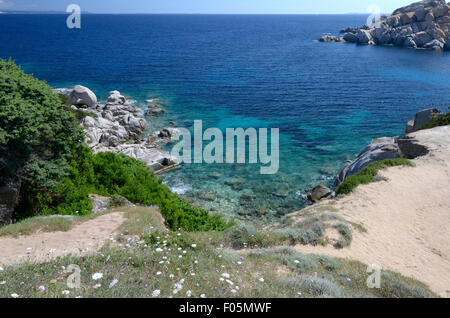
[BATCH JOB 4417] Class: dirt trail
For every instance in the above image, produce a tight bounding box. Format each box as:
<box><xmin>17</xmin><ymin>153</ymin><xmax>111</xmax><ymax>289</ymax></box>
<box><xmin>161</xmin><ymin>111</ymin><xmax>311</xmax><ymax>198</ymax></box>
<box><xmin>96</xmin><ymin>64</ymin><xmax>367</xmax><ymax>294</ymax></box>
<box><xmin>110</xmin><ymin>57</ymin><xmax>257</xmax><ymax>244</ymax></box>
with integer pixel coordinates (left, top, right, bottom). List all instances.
<box><xmin>0</xmin><ymin>212</ymin><xmax>125</xmax><ymax>266</ymax></box>
<box><xmin>292</xmin><ymin>126</ymin><xmax>450</xmax><ymax>296</ymax></box>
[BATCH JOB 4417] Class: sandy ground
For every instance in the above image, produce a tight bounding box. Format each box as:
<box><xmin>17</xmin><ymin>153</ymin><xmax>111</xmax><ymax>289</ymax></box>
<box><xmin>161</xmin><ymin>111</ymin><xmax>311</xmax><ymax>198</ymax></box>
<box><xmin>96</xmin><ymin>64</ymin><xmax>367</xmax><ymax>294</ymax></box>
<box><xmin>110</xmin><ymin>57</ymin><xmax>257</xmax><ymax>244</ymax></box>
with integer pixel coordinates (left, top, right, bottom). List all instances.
<box><xmin>292</xmin><ymin>126</ymin><xmax>450</xmax><ymax>296</ymax></box>
<box><xmin>0</xmin><ymin>212</ymin><xmax>125</xmax><ymax>266</ymax></box>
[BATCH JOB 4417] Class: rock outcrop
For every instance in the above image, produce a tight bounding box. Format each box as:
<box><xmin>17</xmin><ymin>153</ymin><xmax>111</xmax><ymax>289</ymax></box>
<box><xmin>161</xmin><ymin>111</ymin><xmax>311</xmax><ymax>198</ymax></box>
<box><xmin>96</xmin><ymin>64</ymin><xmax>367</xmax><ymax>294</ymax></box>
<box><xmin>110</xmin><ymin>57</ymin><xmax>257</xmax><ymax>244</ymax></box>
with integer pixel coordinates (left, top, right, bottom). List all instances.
<box><xmin>56</xmin><ymin>87</ymin><xmax>178</xmax><ymax>173</ymax></box>
<box><xmin>335</xmin><ymin>0</ymin><xmax>450</xmax><ymax>51</ymax></box>
<box><xmin>404</xmin><ymin>108</ymin><xmax>444</xmax><ymax>133</ymax></box>
<box><xmin>318</xmin><ymin>35</ymin><xmax>345</xmax><ymax>42</ymax></box>
<box><xmin>0</xmin><ymin>185</ymin><xmax>19</xmax><ymax>226</ymax></box>
<box><xmin>68</xmin><ymin>85</ymin><xmax>98</xmax><ymax>107</ymax></box>
<box><xmin>337</xmin><ymin>107</ymin><xmax>447</xmax><ymax>183</ymax></box>
<box><xmin>89</xmin><ymin>194</ymin><xmax>133</xmax><ymax>213</ymax></box>
<box><xmin>338</xmin><ymin>137</ymin><xmax>403</xmax><ymax>183</ymax></box>
<box><xmin>308</xmin><ymin>185</ymin><xmax>334</xmax><ymax>203</ymax></box>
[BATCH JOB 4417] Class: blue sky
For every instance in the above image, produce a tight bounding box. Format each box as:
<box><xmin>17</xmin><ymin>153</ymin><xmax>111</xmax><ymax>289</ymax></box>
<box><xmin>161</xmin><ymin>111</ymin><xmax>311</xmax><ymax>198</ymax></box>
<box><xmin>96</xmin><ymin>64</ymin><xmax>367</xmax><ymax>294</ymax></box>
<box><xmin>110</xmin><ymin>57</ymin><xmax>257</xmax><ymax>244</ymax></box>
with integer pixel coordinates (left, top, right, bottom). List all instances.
<box><xmin>0</xmin><ymin>0</ymin><xmax>415</xmax><ymax>14</ymax></box>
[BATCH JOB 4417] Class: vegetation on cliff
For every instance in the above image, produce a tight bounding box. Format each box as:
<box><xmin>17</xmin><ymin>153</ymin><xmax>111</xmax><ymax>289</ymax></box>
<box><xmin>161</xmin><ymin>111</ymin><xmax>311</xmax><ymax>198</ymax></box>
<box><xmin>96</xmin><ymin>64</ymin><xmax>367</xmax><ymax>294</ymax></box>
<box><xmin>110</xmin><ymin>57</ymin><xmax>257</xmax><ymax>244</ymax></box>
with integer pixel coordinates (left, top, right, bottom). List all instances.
<box><xmin>336</xmin><ymin>158</ymin><xmax>413</xmax><ymax>195</ymax></box>
<box><xmin>0</xmin><ymin>59</ymin><xmax>229</xmax><ymax>231</ymax></box>
<box><xmin>418</xmin><ymin>111</ymin><xmax>450</xmax><ymax>131</ymax></box>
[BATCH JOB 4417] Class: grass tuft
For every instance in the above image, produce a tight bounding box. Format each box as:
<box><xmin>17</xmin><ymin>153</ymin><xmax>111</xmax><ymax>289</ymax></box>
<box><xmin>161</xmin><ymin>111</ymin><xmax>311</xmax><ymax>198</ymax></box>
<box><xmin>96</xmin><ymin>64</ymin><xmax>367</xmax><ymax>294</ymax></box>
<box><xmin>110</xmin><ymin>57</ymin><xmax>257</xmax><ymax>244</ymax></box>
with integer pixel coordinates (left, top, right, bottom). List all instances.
<box><xmin>336</xmin><ymin>158</ymin><xmax>413</xmax><ymax>195</ymax></box>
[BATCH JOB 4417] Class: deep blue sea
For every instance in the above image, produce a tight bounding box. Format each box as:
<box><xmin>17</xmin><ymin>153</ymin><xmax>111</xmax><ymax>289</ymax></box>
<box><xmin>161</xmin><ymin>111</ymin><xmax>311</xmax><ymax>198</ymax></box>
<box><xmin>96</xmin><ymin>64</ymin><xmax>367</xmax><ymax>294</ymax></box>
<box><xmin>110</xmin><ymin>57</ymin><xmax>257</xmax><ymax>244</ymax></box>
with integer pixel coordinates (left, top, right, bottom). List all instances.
<box><xmin>1</xmin><ymin>14</ymin><xmax>449</xmax><ymax>221</ymax></box>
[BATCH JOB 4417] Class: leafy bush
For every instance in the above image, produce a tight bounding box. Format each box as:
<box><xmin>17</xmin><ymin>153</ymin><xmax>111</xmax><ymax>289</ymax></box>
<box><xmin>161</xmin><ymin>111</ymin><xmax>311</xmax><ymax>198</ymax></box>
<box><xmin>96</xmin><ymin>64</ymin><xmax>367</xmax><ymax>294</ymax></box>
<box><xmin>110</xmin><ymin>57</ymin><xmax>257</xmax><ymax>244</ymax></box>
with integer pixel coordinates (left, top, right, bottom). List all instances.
<box><xmin>381</xmin><ymin>272</ymin><xmax>433</xmax><ymax>298</ymax></box>
<box><xmin>418</xmin><ymin>112</ymin><xmax>450</xmax><ymax>131</ymax></box>
<box><xmin>37</xmin><ymin>150</ymin><xmax>231</xmax><ymax>231</ymax></box>
<box><xmin>332</xmin><ymin>223</ymin><xmax>352</xmax><ymax>248</ymax></box>
<box><xmin>226</xmin><ymin>223</ymin><xmax>283</xmax><ymax>248</ymax></box>
<box><xmin>281</xmin><ymin>276</ymin><xmax>344</xmax><ymax>297</ymax></box>
<box><xmin>0</xmin><ymin>59</ymin><xmax>84</xmax><ymax>188</ymax></box>
<box><xmin>108</xmin><ymin>194</ymin><xmax>130</xmax><ymax>209</ymax></box>
<box><xmin>314</xmin><ymin>255</ymin><xmax>341</xmax><ymax>271</ymax></box>
<box><xmin>252</xmin><ymin>247</ymin><xmax>319</xmax><ymax>273</ymax></box>
<box><xmin>336</xmin><ymin>158</ymin><xmax>413</xmax><ymax>195</ymax></box>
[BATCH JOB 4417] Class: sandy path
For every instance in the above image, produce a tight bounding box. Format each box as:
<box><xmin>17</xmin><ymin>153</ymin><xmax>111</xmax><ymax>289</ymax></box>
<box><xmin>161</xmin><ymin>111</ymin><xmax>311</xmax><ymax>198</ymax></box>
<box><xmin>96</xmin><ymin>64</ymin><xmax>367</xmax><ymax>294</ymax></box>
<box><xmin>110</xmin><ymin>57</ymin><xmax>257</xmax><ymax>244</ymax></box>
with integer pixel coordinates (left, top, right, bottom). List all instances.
<box><xmin>292</xmin><ymin>126</ymin><xmax>450</xmax><ymax>296</ymax></box>
<box><xmin>0</xmin><ymin>212</ymin><xmax>125</xmax><ymax>266</ymax></box>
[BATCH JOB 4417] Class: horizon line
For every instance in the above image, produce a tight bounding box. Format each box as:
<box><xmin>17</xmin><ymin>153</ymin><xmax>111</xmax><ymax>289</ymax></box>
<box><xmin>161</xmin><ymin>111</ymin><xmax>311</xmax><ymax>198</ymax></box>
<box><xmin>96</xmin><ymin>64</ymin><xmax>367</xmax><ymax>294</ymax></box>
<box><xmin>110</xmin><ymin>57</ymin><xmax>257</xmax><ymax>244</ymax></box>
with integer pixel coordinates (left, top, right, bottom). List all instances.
<box><xmin>0</xmin><ymin>11</ymin><xmax>384</xmax><ymax>15</ymax></box>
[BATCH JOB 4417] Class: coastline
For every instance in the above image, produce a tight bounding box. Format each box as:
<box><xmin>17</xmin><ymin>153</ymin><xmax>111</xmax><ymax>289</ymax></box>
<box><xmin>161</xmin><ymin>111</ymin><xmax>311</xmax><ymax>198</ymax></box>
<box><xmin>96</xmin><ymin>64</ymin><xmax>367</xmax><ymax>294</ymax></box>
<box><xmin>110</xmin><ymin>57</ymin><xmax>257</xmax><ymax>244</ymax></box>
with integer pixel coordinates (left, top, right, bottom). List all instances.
<box><xmin>286</xmin><ymin>126</ymin><xmax>450</xmax><ymax>296</ymax></box>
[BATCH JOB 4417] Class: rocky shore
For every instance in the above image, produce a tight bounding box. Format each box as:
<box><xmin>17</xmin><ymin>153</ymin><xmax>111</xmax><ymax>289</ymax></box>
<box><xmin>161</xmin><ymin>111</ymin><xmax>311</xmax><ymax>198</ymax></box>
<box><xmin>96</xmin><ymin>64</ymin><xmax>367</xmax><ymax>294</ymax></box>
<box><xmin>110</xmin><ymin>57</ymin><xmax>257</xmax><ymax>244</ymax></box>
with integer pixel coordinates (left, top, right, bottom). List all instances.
<box><xmin>318</xmin><ymin>0</ymin><xmax>450</xmax><ymax>51</ymax></box>
<box><xmin>55</xmin><ymin>85</ymin><xmax>179</xmax><ymax>173</ymax></box>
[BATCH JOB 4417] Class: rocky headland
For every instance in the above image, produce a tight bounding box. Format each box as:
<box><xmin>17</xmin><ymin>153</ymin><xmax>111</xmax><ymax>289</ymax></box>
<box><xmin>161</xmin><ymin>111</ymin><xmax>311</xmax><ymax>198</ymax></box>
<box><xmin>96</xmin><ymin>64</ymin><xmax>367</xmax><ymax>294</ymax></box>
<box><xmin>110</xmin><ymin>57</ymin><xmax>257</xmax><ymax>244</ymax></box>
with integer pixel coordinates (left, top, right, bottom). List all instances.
<box><xmin>319</xmin><ymin>0</ymin><xmax>450</xmax><ymax>51</ymax></box>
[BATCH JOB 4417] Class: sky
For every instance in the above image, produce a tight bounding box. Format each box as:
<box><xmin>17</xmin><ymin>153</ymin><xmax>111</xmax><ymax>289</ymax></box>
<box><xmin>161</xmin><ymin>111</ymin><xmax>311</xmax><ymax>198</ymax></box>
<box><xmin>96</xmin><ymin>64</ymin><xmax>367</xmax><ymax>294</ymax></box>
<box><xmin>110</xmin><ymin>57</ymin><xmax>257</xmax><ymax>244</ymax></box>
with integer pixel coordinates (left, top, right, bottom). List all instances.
<box><xmin>0</xmin><ymin>0</ymin><xmax>416</xmax><ymax>14</ymax></box>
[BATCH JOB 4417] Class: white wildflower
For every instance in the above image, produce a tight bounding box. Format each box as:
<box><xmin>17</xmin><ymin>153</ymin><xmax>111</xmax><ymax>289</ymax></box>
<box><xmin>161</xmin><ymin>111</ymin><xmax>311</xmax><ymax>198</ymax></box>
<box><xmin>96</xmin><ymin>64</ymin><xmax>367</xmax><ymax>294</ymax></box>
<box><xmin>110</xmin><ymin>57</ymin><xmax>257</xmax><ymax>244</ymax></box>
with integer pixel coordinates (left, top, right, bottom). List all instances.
<box><xmin>92</xmin><ymin>273</ymin><xmax>103</xmax><ymax>280</ymax></box>
<box><xmin>222</xmin><ymin>273</ymin><xmax>230</xmax><ymax>278</ymax></box>
<box><xmin>11</xmin><ymin>293</ymin><xmax>19</xmax><ymax>298</ymax></box>
<box><xmin>62</xmin><ymin>290</ymin><xmax>70</xmax><ymax>295</ymax></box>
<box><xmin>152</xmin><ymin>290</ymin><xmax>161</xmax><ymax>297</ymax></box>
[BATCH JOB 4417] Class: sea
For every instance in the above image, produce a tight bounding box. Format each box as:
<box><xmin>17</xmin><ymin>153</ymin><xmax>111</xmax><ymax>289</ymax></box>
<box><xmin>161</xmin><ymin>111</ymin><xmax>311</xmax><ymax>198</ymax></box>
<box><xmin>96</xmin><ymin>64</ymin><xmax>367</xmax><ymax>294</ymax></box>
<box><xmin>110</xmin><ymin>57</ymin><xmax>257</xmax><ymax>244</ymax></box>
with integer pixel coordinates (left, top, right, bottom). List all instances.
<box><xmin>1</xmin><ymin>14</ymin><xmax>449</xmax><ymax>222</ymax></box>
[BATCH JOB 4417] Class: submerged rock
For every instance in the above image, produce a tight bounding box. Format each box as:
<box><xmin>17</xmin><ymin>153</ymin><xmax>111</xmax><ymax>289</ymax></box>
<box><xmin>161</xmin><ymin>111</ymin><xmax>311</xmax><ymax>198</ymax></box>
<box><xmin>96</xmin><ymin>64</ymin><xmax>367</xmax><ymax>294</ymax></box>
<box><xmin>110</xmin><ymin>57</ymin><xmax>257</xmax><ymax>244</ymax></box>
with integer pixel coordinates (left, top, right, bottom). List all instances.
<box><xmin>197</xmin><ymin>190</ymin><xmax>217</xmax><ymax>202</ymax></box>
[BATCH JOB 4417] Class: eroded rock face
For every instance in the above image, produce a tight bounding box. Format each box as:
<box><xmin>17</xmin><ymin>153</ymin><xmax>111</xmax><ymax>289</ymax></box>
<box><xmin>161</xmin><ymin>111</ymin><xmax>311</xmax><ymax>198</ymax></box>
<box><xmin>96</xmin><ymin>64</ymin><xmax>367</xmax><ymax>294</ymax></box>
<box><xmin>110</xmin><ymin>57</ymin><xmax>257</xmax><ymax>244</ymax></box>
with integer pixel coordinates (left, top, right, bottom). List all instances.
<box><xmin>0</xmin><ymin>186</ymin><xmax>19</xmax><ymax>226</ymax></box>
<box><xmin>336</xmin><ymin>0</ymin><xmax>450</xmax><ymax>51</ymax></box>
<box><xmin>405</xmin><ymin>108</ymin><xmax>445</xmax><ymax>133</ymax></box>
<box><xmin>397</xmin><ymin>136</ymin><xmax>430</xmax><ymax>158</ymax></box>
<box><xmin>338</xmin><ymin>137</ymin><xmax>403</xmax><ymax>183</ymax></box>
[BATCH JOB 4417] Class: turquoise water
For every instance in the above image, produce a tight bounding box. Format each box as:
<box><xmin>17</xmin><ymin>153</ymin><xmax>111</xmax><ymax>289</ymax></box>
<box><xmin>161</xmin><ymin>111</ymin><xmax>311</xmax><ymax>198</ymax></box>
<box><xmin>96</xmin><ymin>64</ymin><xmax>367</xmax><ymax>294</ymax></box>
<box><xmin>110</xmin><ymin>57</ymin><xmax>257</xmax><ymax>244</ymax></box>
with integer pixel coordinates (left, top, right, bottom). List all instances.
<box><xmin>1</xmin><ymin>14</ymin><xmax>449</xmax><ymax>221</ymax></box>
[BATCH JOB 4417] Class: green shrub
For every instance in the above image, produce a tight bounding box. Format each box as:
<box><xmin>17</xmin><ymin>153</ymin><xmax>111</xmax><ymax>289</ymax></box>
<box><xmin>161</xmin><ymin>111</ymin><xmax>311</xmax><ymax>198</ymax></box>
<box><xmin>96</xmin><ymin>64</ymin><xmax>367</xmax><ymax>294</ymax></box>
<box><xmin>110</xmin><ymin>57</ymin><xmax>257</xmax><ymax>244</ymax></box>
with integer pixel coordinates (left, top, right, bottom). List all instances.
<box><xmin>381</xmin><ymin>272</ymin><xmax>433</xmax><ymax>298</ymax></box>
<box><xmin>0</xmin><ymin>59</ymin><xmax>84</xmax><ymax>189</ymax></box>
<box><xmin>336</xmin><ymin>158</ymin><xmax>413</xmax><ymax>195</ymax></box>
<box><xmin>333</xmin><ymin>223</ymin><xmax>352</xmax><ymax>249</ymax></box>
<box><xmin>314</xmin><ymin>255</ymin><xmax>341</xmax><ymax>271</ymax></box>
<box><xmin>108</xmin><ymin>194</ymin><xmax>130</xmax><ymax>209</ymax></box>
<box><xmin>281</xmin><ymin>276</ymin><xmax>344</xmax><ymax>297</ymax></box>
<box><xmin>226</xmin><ymin>223</ymin><xmax>282</xmax><ymax>248</ymax></box>
<box><xmin>268</xmin><ymin>247</ymin><xmax>318</xmax><ymax>272</ymax></box>
<box><xmin>39</xmin><ymin>150</ymin><xmax>231</xmax><ymax>231</ymax></box>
